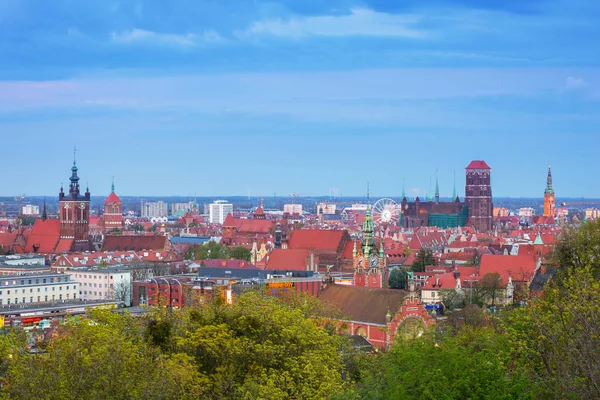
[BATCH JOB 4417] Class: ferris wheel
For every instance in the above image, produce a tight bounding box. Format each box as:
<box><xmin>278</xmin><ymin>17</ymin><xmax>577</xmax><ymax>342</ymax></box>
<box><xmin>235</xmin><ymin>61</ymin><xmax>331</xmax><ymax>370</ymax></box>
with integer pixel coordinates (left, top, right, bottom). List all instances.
<box><xmin>372</xmin><ymin>198</ymin><xmax>400</xmax><ymax>224</ymax></box>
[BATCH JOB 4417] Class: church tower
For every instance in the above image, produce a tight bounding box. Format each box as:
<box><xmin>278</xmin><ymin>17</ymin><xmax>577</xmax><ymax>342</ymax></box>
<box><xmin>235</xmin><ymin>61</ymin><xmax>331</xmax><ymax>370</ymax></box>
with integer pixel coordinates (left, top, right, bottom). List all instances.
<box><xmin>104</xmin><ymin>178</ymin><xmax>123</xmax><ymax>232</ymax></box>
<box><xmin>465</xmin><ymin>160</ymin><xmax>493</xmax><ymax>232</ymax></box>
<box><xmin>353</xmin><ymin>206</ymin><xmax>387</xmax><ymax>288</ymax></box>
<box><xmin>59</xmin><ymin>151</ymin><xmax>91</xmax><ymax>252</ymax></box>
<box><xmin>543</xmin><ymin>165</ymin><xmax>555</xmax><ymax>218</ymax></box>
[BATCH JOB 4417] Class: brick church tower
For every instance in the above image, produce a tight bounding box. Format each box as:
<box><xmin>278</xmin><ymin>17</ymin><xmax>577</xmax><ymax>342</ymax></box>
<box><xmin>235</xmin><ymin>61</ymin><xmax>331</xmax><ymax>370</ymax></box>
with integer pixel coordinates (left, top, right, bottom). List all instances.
<box><xmin>353</xmin><ymin>205</ymin><xmax>387</xmax><ymax>288</ymax></box>
<box><xmin>59</xmin><ymin>152</ymin><xmax>91</xmax><ymax>252</ymax></box>
<box><xmin>465</xmin><ymin>160</ymin><xmax>493</xmax><ymax>232</ymax></box>
<box><xmin>543</xmin><ymin>165</ymin><xmax>555</xmax><ymax>218</ymax></box>
<box><xmin>104</xmin><ymin>179</ymin><xmax>123</xmax><ymax>232</ymax></box>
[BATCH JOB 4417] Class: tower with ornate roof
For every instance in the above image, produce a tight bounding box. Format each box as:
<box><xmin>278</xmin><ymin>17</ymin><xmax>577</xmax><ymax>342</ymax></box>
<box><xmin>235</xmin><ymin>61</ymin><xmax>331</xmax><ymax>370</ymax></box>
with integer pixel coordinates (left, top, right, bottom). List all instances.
<box><xmin>543</xmin><ymin>165</ymin><xmax>555</xmax><ymax>218</ymax></box>
<box><xmin>59</xmin><ymin>150</ymin><xmax>91</xmax><ymax>252</ymax></box>
<box><xmin>465</xmin><ymin>160</ymin><xmax>493</xmax><ymax>232</ymax></box>
<box><xmin>353</xmin><ymin>205</ymin><xmax>387</xmax><ymax>288</ymax></box>
<box><xmin>104</xmin><ymin>178</ymin><xmax>124</xmax><ymax>232</ymax></box>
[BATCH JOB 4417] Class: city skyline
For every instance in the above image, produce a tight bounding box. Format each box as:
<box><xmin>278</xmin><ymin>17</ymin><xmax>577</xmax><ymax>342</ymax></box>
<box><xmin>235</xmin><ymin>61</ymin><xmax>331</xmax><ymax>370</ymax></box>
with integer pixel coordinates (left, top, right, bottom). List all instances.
<box><xmin>1</xmin><ymin>0</ymin><xmax>599</xmax><ymax>196</ymax></box>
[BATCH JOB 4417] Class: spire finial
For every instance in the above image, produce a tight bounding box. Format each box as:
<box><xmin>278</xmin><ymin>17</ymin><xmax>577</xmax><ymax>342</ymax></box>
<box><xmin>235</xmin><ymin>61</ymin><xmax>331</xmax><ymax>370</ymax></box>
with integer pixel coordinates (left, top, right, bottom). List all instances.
<box><xmin>111</xmin><ymin>176</ymin><xmax>115</xmax><ymax>193</ymax></box>
<box><xmin>402</xmin><ymin>178</ymin><xmax>406</xmax><ymax>199</ymax></box>
<box><xmin>73</xmin><ymin>146</ymin><xmax>77</xmax><ymax>166</ymax></box>
<box><xmin>367</xmin><ymin>182</ymin><xmax>370</xmax><ymax>203</ymax></box>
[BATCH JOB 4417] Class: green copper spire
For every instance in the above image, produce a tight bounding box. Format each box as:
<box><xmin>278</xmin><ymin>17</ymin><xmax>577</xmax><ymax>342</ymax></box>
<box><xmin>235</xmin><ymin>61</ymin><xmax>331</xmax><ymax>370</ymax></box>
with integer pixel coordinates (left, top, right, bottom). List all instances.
<box><xmin>534</xmin><ymin>233</ymin><xmax>544</xmax><ymax>245</ymax></box>
<box><xmin>435</xmin><ymin>170</ymin><xmax>440</xmax><ymax>203</ymax></box>
<box><xmin>111</xmin><ymin>176</ymin><xmax>115</xmax><ymax>193</ymax></box>
<box><xmin>362</xmin><ymin>205</ymin><xmax>376</xmax><ymax>255</ymax></box>
<box><xmin>545</xmin><ymin>164</ymin><xmax>554</xmax><ymax>195</ymax></box>
<box><xmin>402</xmin><ymin>179</ymin><xmax>406</xmax><ymax>199</ymax></box>
<box><xmin>379</xmin><ymin>238</ymin><xmax>384</xmax><ymax>258</ymax></box>
<box><xmin>452</xmin><ymin>172</ymin><xmax>457</xmax><ymax>200</ymax></box>
<box><xmin>428</xmin><ymin>177</ymin><xmax>433</xmax><ymax>202</ymax></box>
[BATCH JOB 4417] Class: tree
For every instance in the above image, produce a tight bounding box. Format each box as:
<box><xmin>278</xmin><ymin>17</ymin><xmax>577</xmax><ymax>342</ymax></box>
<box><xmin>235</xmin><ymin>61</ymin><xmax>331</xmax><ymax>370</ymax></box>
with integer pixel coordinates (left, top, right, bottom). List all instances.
<box><xmin>229</xmin><ymin>246</ymin><xmax>252</xmax><ymax>262</ymax></box>
<box><xmin>112</xmin><ymin>279</ymin><xmax>131</xmax><ymax>306</ymax></box>
<box><xmin>507</xmin><ymin>266</ymin><xmax>600</xmax><ymax>399</ymax></box>
<box><xmin>439</xmin><ymin>289</ymin><xmax>466</xmax><ymax>310</ymax></box>
<box><xmin>411</xmin><ymin>249</ymin><xmax>436</xmax><ymax>272</ymax></box>
<box><xmin>352</xmin><ymin>328</ymin><xmax>533</xmax><ymax>399</ymax></box>
<box><xmin>552</xmin><ymin>218</ymin><xmax>600</xmax><ymax>282</ymax></box>
<box><xmin>388</xmin><ymin>268</ymin><xmax>407</xmax><ymax>289</ymax></box>
<box><xmin>478</xmin><ymin>272</ymin><xmax>504</xmax><ymax>308</ymax></box>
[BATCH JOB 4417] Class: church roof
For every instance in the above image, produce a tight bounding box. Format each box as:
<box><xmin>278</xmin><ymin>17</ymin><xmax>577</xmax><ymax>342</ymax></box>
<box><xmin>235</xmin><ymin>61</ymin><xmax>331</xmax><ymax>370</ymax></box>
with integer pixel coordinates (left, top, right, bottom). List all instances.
<box><xmin>288</xmin><ymin>229</ymin><xmax>347</xmax><ymax>252</ymax></box>
<box><xmin>466</xmin><ymin>160</ymin><xmax>491</xmax><ymax>170</ymax></box>
<box><xmin>102</xmin><ymin>235</ymin><xmax>168</xmax><ymax>252</ymax></box>
<box><xmin>319</xmin><ymin>284</ymin><xmax>406</xmax><ymax>325</ymax></box>
<box><xmin>105</xmin><ymin>192</ymin><xmax>121</xmax><ymax>203</ymax></box>
<box><xmin>25</xmin><ymin>219</ymin><xmax>61</xmax><ymax>253</ymax></box>
<box><xmin>266</xmin><ymin>249</ymin><xmax>311</xmax><ymax>271</ymax></box>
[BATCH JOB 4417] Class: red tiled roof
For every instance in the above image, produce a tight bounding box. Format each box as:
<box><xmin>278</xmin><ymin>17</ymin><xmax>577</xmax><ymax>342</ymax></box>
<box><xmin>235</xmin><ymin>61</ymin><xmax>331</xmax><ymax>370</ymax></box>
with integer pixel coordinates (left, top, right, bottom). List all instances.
<box><xmin>222</xmin><ymin>213</ymin><xmax>236</xmax><ymax>227</ymax></box>
<box><xmin>318</xmin><ymin>284</ymin><xmax>406</xmax><ymax>325</ymax></box>
<box><xmin>0</xmin><ymin>231</ymin><xmax>17</xmax><ymax>249</ymax></box>
<box><xmin>423</xmin><ymin>272</ymin><xmax>457</xmax><ymax>290</ymax></box>
<box><xmin>466</xmin><ymin>160</ymin><xmax>491</xmax><ymax>170</ymax></box>
<box><xmin>102</xmin><ymin>235</ymin><xmax>167</xmax><ymax>252</ymax></box>
<box><xmin>266</xmin><ymin>249</ymin><xmax>311</xmax><ymax>271</ymax></box>
<box><xmin>54</xmin><ymin>239</ymin><xmax>73</xmax><ymax>253</ymax></box>
<box><xmin>195</xmin><ymin>259</ymin><xmax>259</xmax><ymax>270</ymax></box>
<box><xmin>25</xmin><ymin>219</ymin><xmax>61</xmax><ymax>253</ymax></box>
<box><xmin>479</xmin><ymin>254</ymin><xmax>537</xmax><ymax>285</ymax></box>
<box><xmin>105</xmin><ymin>192</ymin><xmax>121</xmax><ymax>203</ymax></box>
<box><xmin>288</xmin><ymin>229</ymin><xmax>346</xmax><ymax>252</ymax></box>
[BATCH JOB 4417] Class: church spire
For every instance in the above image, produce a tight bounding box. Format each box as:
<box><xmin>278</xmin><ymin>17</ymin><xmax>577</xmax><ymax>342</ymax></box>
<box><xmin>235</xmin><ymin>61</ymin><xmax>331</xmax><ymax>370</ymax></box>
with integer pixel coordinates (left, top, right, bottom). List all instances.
<box><xmin>111</xmin><ymin>176</ymin><xmax>115</xmax><ymax>193</ymax></box>
<box><xmin>42</xmin><ymin>197</ymin><xmax>47</xmax><ymax>221</ymax></box>
<box><xmin>545</xmin><ymin>164</ymin><xmax>554</xmax><ymax>194</ymax></box>
<box><xmin>452</xmin><ymin>171</ymin><xmax>457</xmax><ymax>200</ymax></box>
<box><xmin>428</xmin><ymin>177</ymin><xmax>433</xmax><ymax>202</ymax></box>
<box><xmin>435</xmin><ymin>170</ymin><xmax>440</xmax><ymax>204</ymax></box>
<box><xmin>402</xmin><ymin>178</ymin><xmax>406</xmax><ymax>199</ymax></box>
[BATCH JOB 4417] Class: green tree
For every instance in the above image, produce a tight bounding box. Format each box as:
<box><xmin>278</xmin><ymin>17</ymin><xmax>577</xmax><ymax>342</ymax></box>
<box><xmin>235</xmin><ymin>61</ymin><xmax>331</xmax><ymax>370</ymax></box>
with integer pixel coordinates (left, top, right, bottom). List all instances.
<box><xmin>552</xmin><ymin>218</ymin><xmax>600</xmax><ymax>281</ymax></box>
<box><xmin>229</xmin><ymin>246</ymin><xmax>252</xmax><ymax>262</ymax></box>
<box><xmin>507</xmin><ymin>266</ymin><xmax>600</xmax><ymax>399</ymax></box>
<box><xmin>352</xmin><ymin>328</ymin><xmax>533</xmax><ymax>399</ymax></box>
<box><xmin>388</xmin><ymin>268</ymin><xmax>407</xmax><ymax>289</ymax></box>
<box><xmin>411</xmin><ymin>249</ymin><xmax>436</xmax><ymax>272</ymax></box>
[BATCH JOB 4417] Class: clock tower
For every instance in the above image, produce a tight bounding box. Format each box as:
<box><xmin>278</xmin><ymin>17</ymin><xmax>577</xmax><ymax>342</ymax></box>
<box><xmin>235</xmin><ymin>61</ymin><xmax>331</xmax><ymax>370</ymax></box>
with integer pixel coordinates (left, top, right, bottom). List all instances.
<box><xmin>353</xmin><ymin>205</ymin><xmax>387</xmax><ymax>288</ymax></box>
<box><xmin>543</xmin><ymin>164</ymin><xmax>555</xmax><ymax>218</ymax></box>
<box><xmin>59</xmin><ymin>151</ymin><xmax>91</xmax><ymax>252</ymax></box>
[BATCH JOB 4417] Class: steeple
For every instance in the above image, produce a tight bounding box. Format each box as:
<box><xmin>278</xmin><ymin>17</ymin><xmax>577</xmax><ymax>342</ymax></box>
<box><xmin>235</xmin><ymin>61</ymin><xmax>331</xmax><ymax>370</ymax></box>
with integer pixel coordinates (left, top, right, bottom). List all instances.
<box><xmin>111</xmin><ymin>176</ymin><xmax>115</xmax><ymax>194</ymax></box>
<box><xmin>362</xmin><ymin>205</ymin><xmax>376</xmax><ymax>255</ymax></box>
<box><xmin>366</xmin><ymin>182</ymin><xmax>370</xmax><ymax>204</ymax></box>
<box><xmin>69</xmin><ymin>147</ymin><xmax>80</xmax><ymax>197</ymax></box>
<box><xmin>42</xmin><ymin>197</ymin><xmax>47</xmax><ymax>221</ymax></box>
<box><xmin>402</xmin><ymin>179</ymin><xmax>406</xmax><ymax>199</ymax></box>
<box><xmin>435</xmin><ymin>170</ymin><xmax>440</xmax><ymax>204</ymax></box>
<box><xmin>452</xmin><ymin>171</ymin><xmax>457</xmax><ymax>200</ymax></box>
<box><xmin>545</xmin><ymin>164</ymin><xmax>554</xmax><ymax>195</ymax></box>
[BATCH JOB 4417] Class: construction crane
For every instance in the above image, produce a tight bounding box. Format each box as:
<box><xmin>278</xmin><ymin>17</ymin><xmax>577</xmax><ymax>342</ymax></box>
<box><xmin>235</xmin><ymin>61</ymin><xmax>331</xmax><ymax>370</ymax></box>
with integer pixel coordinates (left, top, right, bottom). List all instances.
<box><xmin>14</xmin><ymin>194</ymin><xmax>27</xmax><ymax>215</ymax></box>
<box><xmin>289</xmin><ymin>193</ymin><xmax>298</xmax><ymax>204</ymax></box>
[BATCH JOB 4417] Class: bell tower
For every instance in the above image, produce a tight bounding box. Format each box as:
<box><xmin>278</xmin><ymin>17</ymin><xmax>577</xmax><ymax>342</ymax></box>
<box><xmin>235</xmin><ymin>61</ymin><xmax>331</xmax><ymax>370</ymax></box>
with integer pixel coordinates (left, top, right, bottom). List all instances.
<box><xmin>543</xmin><ymin>165</ymin><xmax>555</xmax><ymax>218</ymax></box>
<box><xmin>353</xmin><ymin>205</ymin><xmax>387</xmax><ymax>288</ymax></box>
<box><xmin>465</xmin><ymin>160</ymin><xmax>493</xmax><ymax>232</ymax></box>
<box><xmin>59</xmin><ymin>149</ymin><xmax>91</xmax><ymax>252</ymax></box>
<box><xmin>104</xmin><ymin>177</ymin><xmax>123</xmax><ymax>232</ymax></box>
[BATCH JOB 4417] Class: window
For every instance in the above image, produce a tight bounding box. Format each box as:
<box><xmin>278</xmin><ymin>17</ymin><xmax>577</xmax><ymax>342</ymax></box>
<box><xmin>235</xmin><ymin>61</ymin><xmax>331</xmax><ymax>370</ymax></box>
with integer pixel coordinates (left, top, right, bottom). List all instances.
<box><xmin>59</xmin><ymin>294</ymin><xmax>62</xmax><ymax>300</ymax></box>
<box><xmin>0</xmin><ymin>299</ymin><xmax>2</xmax><ymax>305</ymax></box>
<box><xmin>14</xmin><ymin>298</ymin><xmax>18</xmax><ymax>304</ymax></box>
<box><xmin>22</xmin><ymin>297</ymin><xmax>25</xmax><ymax>303</ymax></box>
<box><xmin>21</xmin><ymin>289</ymin><xmax>25</xmax><ymax>294</ymax></box>
<box><xmin>59</xmin><ymin>286</ymin><xmax>62</xmax><ymax>291</ymax></box>
<box><xmin>36</xmin><ymin>279</ymin><xmax>39</xmax><ymax>284</ymax></box>
<box><xmin>6</xmin><ymin>299</ymin><xmax>10</xmax><ymax>305</ymax></box>
<box><xmin>7</xmin><ymin>290</ymin><xmax>10</xmax><ymax>295</ymax></box>
<box><xmin>431</xmin><ymin>292</ymin><xmax>436</xmax><ymax>297</ymax></box>
<box><xmin>20</xmin><ymin>280</ymin><xmax>24</xmax><ymax>285</ymax></box>
<box><xmin>29</xmin><ymin>297</ymin><xmax>32</xmax><ymax>303</ymax></box>
<box><xmin>28</xmin><ymin>280</ymin><xmax>31</xmax><ymax>285</ymax></box>
<box><xmin>43</xmin><ymin>279</ymin><xmax>46</xmax><ymax>283</ymax></box>
<box><xmin>44</xmin><ymin>295</ymin><xmax>48</xmax><ymax>301</ymax></box>
<box><xmin>29</xmin><ymin>289</ymin><xmax>32</xmax><ymax>293</ymax></box>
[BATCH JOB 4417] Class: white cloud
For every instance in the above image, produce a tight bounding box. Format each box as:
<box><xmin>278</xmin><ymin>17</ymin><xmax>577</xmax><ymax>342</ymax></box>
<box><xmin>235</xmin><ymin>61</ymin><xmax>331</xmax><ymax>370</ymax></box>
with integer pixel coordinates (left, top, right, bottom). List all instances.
<box><xmin>565</xmin><ymin>76</ymin><xmax>586</xmax><ymax>89</ymax></box>
<box><xmin>236</xmin><ymin>8</ymin><xmax>426</xmax><ymax>39</ymax></box>
<box><xmin>110</xmin><ymin>28</ymin><xmax>224</xmax><ymax>46</ymax></box>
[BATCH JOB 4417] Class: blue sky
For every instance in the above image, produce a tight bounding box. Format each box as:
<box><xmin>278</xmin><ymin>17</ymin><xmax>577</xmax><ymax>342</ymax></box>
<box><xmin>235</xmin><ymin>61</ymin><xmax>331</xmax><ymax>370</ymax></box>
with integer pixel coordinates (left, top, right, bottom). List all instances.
<box><xmin>1</xmin><ymin>0</ymin><xmax>599</xmax><ymax>198</ymax></box>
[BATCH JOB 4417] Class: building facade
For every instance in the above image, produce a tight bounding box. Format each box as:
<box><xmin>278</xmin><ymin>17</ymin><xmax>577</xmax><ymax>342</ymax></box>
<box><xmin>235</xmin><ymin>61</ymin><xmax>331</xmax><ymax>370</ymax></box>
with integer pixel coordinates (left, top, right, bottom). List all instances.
<box><xmin>21</xmin><ymin>205</ymin><xmax>40</xmax><ymax>216</ymax></box>
<box><xmin>465</xmin><ymin>160</ymin><xmax>493</xmax><ymax>232</ymax></box>
<box><xmin>59</xmin><ymin>157</ymin><xmax>91</xmax><ymax>252</ymax></box>
<box><xmin>141</xmin><ymin>201</ymin><xmax>169</xmax><ymax>218</ymax></box>
<box><xmin>543</xmin><ymin>165</ymin><xmax>555</xmax><ymax>218</ymax></box>
<box><xmin>209</xmin><ymin>200</ymin><xmax>233</xmax><ymax>224</ymax></box>
<box><xmin>0</xmin><ymin>273</ymin><xmax>78</xmax><ymax>306</ymax></box>
<box><xmin>104</xmin><ymin>181</ymin><xmax>124</xmax><ymax>232</ymax></box>
<box><xmin>71</xmin><ymin>268</ymin><xmax>131</xmax><ymax>306</ymax></box>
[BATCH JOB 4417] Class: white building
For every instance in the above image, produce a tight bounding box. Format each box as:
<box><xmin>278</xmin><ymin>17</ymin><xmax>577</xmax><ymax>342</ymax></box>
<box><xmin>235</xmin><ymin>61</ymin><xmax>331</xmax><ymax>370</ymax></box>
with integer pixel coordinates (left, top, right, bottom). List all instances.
<box><xmin>283</xmin><ymin>204</ymin><xmax>303</xmax><ymax>215</ymax></box>
<box><xmin>141</xmin><ymin>201</ymin><xmax>169</xmax><ymax>218</ymax></box>
<box><xmin>21</xmin><ymin>205</ymin><xmax>40</xmax><ymax>215</ymax></box>
<box><xmin>316</xmin><ymin>202</ymin><xmax>336</xmax><ymax>215</ymax></box>
<box><xmin>0</xmin><ymin>273</ymin><xmax>78</xmax><ymax>306</ymax></box>
<box><xmin>586</xmin><ymin>208</ymin><xmax>600</xmax><ymax>221</ymax></box>
<box><xmin>518</xmin><ymin>207</ymin><xmax>535</xmax><ymax>217</ymax></box>
<box><xmin>209</xmin><ymin>200</ymin><xmax>233</xmax><ymax>224</ymax></box>
<box><xmin>71</xmin><ymin>268</ymin><xmax>132</xmax><ymax>306</ymax></box>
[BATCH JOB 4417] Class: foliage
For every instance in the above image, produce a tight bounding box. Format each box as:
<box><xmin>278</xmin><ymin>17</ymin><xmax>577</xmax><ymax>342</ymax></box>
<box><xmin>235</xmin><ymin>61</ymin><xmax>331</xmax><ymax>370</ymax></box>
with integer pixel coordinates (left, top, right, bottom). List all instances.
<box><xmin>185</xmin><ymin>241</ymin><xmax>251</xmax><ymax>262</ymax></box>
<box><xmin>411</xmin><ymin>249</ymin><xmax>436</xmax><ymax>272</ymax></box>
<box><xmin>552</xmin><ymin>218</ymin><xmax>600</xmax><ymax>281</ymax></box>
<box><xmin>388</xmin><ymin>268</ymin><xmax>407</xmax><ymax>289</ymax></box>
<box><xmin>351</xmin><ymin>327</ymin><xmax>533</xmax><ymax>400</ymax></box>
<box><xmin>507</xmin><ymin>266</ymin><xmax>600</xmax><ymax>399</ymax></box>
<box><xmin>439</xmin><ymin>289</ymin><xmax>466</xmax><ymax>310</ymax></box>
<box><xmin>1</xmin><ymin>292</ymin><xmax>348</xmax><ymax>400</ymax></box>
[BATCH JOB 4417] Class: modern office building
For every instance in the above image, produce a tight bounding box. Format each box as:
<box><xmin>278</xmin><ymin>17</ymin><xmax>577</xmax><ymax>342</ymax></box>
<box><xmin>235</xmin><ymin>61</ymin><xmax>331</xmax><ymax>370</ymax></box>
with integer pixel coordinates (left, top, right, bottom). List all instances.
<box><xmin>0</xmin><ymin>273</ymin><xmax>78</xmax><ymax>306</ymax></box>
<box><xmin>141</xmin><ymin>201</ymin><xmax>169</xmax><ymax>218</ymax></box>
<box><xmin>209</xmin><ymin>200</ymin><xmax>233</xmax><ymax>224</ymax></box>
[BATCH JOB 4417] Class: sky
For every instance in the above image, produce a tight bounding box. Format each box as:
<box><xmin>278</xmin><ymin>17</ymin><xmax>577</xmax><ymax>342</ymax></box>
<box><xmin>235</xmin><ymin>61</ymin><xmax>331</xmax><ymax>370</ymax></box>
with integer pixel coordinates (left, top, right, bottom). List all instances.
<box><xmin>1</xmin><ymin>0</ymin><xmax>599</xmax><ymax>198</ymax></box>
